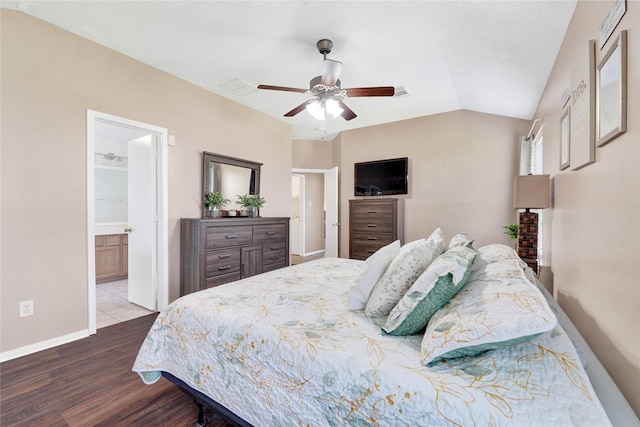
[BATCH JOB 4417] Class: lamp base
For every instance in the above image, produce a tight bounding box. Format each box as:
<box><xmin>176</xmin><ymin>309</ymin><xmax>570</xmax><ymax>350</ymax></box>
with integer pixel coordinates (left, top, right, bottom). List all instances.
<box><xmin>518</xmin><ymin>211</ymin><xmax>538</xmax><ymax>273</ymax></box>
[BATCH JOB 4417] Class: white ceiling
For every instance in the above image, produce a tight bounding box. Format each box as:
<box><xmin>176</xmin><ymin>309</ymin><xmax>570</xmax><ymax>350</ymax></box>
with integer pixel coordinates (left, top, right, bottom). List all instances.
<box><xmin>3</xmin><ymin>1</ymin><xmax>577</xmax><ymax>141</ymax></box>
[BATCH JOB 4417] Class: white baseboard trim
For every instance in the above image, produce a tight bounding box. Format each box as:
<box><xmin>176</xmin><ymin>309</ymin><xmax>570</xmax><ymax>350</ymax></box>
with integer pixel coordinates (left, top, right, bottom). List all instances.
<box><xmin>0</xmin><ymin>329</ymin><xmax>89</xmax><ymax>363</ymax></box>
<box><xmin>304</xmin><ymin>249</ymin><xmax>325</xmax><ymax>257</ymax></box>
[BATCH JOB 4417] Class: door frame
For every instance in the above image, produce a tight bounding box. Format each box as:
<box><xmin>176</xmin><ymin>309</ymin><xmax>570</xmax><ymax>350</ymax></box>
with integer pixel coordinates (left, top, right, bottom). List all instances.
<box><xmin>291</xmin><ymin>167</ymin><xmax>339</xmax><ymax>257</ymax></box>
<box><xmin>291</xmin><ymin>173</ymin><xmax>306</xmax><ymax>256</ymax></box>
<box><xmin>86</xmin><ymin>110</ymin><xmax>169</xmax><ymax>334</ymax></box>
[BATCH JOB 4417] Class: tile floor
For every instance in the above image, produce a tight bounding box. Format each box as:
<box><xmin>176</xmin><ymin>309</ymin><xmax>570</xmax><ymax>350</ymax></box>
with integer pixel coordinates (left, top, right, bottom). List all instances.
<box><xmin>96</xmin><ymin>279</ymin><xmax>155</xmax><ymax>329</ymax></box>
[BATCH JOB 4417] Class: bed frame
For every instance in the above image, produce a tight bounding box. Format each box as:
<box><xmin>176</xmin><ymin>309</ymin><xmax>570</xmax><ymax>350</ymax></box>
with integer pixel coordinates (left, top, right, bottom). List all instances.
<box><xmin>162</xmin><ymin>372</ymin><xmax>253</xmax><ymax>427</ymax></box>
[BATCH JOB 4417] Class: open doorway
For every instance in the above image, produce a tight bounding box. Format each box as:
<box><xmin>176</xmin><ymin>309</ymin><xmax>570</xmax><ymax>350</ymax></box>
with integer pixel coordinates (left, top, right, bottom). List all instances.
<box><xmin>86</xmin><ymin>110</ymin><xmax>169</xmax><ymax>334</ymax></box>
<box><xmin>291</xmin><ymin>167</ymin><xmax>338</xmax><ymax>264</ymax></box>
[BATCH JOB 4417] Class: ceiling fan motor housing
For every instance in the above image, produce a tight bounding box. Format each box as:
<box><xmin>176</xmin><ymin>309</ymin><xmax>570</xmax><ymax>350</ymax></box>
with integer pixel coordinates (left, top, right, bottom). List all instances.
<box><xmin>310</xmin><ymin>76</ymin><xmax>341</xmax><ymax>90</ymax></box>
<box><xmin>316</xmin><ymin>39</ymin><xmax>333</xmax><ymax>56</ymax></box>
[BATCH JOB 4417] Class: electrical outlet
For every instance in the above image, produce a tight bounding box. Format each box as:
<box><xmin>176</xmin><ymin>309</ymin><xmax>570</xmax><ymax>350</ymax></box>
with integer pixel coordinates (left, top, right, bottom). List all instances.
<box><xmin>19</xmin><ymin>300</ymin><xmax>34</xmax><ymax>318</ymax></box>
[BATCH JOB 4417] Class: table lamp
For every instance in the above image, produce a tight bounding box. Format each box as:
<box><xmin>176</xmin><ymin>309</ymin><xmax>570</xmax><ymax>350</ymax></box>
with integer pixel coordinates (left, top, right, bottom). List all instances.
<box><xmin>514</xmin><ymin>174</ymin><xmax>550</xmax><ymax>272</ymax></box>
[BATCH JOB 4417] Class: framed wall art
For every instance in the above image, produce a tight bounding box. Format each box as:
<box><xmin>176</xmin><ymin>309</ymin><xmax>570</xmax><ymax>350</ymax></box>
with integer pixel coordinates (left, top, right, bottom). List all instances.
<box><xmin>597</xmin><ymin>30</ymin><xmax>627</xmax><ymax>147</ymax></box>
<box><xmin>560</xmin><ymin>108</ymin><xmax>570</xmax><ymax>170</ymax></box>
<box><xmin>570</xmin><ymin>39</ymin><xmax>596</xmax><ymax>171</ymax></box>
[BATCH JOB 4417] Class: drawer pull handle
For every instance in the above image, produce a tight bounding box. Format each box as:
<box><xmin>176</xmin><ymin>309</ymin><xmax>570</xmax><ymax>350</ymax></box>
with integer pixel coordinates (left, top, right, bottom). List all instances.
<box><xmin>225</xmin><ymin>235</ymin><xmax>238</xmax><ymax>239</ymax></box>
<box><xmin>270</xmin><ymin>256</ymin><xmax>279</xmax><ymax>260</ymax></box>
<box><xmin>218</xmin><ymin>254</ymin><xmax>231</xmax><ymax>259</ymax></box>
<box><xmin>367</xmin><ymin>224</ymin><xmax>378</xmax><ymax>228</ymax></box>
<box><xmin>367</xmin><ymin>250</ymin><xmax>376</xmax><ymax>253</ymax></box>
<box><xmin>367</xmin><ymin>237</ymin><xmax>378</xmax><ymax>240</ymax></box>
<box><xmin>270</xmin><ymin>246</ymin><xmax>280</xmax><ymax>250</ymax></box>
<box><xmin>367</xmin><ymin>211</ymin><xmax>378</xmax><ymax>214</ymax></box>
<box><xmin>218</xmin><ymin>265</ymin><xmax>231</xmax><ymax>271</ymax></box>
<box><xmin>265</xmin><ymin>231</ymin><xmax>277</xmax><ymax>235</ymax></box>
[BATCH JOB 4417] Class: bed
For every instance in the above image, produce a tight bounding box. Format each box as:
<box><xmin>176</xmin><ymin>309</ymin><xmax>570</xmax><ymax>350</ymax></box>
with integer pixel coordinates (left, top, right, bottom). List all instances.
<box><xmin>133</xmin><ymin>240</ymin><xmax>638</xmax><ymax>426</ymax></box>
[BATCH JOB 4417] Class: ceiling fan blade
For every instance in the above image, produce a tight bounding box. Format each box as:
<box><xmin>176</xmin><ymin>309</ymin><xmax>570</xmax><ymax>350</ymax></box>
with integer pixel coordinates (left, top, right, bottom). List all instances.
<box><xmin>344</xmin><ymin>86</ymin><xmax>395</xmax><ymax>97</ymax></box>
<box><xmin>320</xmin><ymin>59</ymin><xmax>343</xmax><ymax>86</ymax></box>
<box><xmin>284</xmin><ymin>100</ymin><xmax>313</xmax><ymax>117</ymax></box>
<box><xmin>338</xmin><ymin>101</ymin><xmax>357</xmax><ymax>121</ymax></box>
<box><xmin>257</xmin><ymin>84</ymin><xmax>307</xmax><ymax>94</ymax></box>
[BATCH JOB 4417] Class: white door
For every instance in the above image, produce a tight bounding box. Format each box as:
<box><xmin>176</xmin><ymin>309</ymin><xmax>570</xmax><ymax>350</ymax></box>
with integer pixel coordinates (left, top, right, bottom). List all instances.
<box><xmin>324</xmin><ymin>167</ymin><xmax>339</xmax><ymax>258</ymax></box>
<box><xmin>127</xmin><ymin>135</ymin><xmax>156</xmax><ymax>310</ymax></box>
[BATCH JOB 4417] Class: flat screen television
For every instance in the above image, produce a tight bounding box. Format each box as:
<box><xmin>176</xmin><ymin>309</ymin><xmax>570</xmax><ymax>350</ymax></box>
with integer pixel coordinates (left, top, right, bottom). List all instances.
<box><xmin>354</xmin><ymin>157</ymin><xmax>408</xmax><ymax>196</ymax></box>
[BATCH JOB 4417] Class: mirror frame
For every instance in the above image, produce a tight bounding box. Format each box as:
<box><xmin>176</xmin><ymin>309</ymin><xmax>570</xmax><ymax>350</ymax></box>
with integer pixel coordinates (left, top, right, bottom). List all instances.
<box><xmin>202</xmin><ymin>152</ymin><xmax>262</xmax><ymax>218</ymax></box>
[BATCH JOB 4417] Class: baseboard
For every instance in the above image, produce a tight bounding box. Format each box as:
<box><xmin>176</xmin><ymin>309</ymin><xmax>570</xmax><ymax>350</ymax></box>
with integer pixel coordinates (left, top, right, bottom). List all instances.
<box><xmin>304</xmin><ymin>250</ymin><xmax>325</xmax><ymax>257</ymax></box>
<box><xmin>0</xmin><ymin>329</ymin><xmax>89</xmax><ymax>363</ymax></box>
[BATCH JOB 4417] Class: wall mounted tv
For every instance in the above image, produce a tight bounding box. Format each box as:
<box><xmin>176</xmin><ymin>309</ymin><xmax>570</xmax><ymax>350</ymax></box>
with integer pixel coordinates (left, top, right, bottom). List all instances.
<box><xmin>354</xmin><ymin>157</ymin><xmax>408</xmax><ymax>196</ymax></box>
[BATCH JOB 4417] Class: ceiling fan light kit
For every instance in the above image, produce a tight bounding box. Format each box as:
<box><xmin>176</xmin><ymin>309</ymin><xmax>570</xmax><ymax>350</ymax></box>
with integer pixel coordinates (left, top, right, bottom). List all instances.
<box><xmin>257</xmin><ymin>39</ymin><xmax>396</xmax><ymax>122</ymax></box>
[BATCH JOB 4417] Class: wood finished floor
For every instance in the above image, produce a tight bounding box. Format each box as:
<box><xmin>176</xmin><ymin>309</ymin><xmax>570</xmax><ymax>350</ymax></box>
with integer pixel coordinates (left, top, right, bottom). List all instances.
<box><xmin>0</xmin><ymin>314</ymin><xmax>233</xmax><ymax>426</ymax></box>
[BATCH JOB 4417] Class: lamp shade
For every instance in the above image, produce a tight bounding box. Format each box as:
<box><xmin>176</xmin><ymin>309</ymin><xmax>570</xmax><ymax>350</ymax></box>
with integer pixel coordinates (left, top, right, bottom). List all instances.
<box><xmin>514</xmin><ymin>174</ymin><xmax>550</xmax><ymax>209</ymax></box>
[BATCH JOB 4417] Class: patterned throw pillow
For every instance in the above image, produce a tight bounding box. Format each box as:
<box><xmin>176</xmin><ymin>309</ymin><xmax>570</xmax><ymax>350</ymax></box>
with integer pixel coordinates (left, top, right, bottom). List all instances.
<box><xmin>346</xmin><ymin>240</ymin><xmax>401</xmax><ymax>311</ymax></box>
<box><xmin>446</xmin><ymin>232</ymin><xmax>474</xmax><ymax>251</ymax></box>
<box><xmin>383</xmin><ymin>245</ymin><xmax>476</xmax><ymax>336</ymax></box>
<box><xmin>470</xmin><ymin>243</ymin><xmax>525</xmax><ymax>273</ymax></box>
<box><xmin>365</xmin><ymin>229</ymin><xmax>446</xmax><ymax>318</ymax></box>
<box><xmin>421</xmin><ymin>259</ymin><xmax>557</xmax><ymax>365</ymax></box>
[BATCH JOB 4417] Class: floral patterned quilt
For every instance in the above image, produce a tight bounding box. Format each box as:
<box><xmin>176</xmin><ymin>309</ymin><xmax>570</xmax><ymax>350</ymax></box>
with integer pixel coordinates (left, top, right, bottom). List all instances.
<box><xmin>133</xmin><ymin>258</ymin><xmax>610</xmax><ymax>426</ymax></box>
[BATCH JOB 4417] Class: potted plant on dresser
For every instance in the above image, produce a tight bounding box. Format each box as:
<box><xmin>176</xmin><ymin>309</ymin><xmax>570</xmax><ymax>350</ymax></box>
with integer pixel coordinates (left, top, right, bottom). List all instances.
<box><xmin>237</xmin><ymin>193</ymin><xmax>266</xmax><ymax>217</ymax></box>
<box><xmin>204</xmin><ymin>191</ymin><xmax>230</xmax><ymax>217</ymax></box>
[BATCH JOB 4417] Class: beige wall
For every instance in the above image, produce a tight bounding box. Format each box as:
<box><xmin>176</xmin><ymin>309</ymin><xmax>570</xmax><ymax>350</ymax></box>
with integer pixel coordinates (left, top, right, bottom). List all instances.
<box><xmin>534</xmin><ymin>0</ymin><xmax>639</xmax><ymax>415</ymax></box>
<box><xmin>338</xmin><ymin>110</ymin><xmax>529</xmax><ymax>256</ymax></box>
<box><xmin>292</xmin><ymin>139</ymin><xmax>334</xmax><ymax>169</ymax></box>
<box><xmin>1</xmin><ymin>11</ymin><xmax>291</xmax><ymax>352</ymax></box>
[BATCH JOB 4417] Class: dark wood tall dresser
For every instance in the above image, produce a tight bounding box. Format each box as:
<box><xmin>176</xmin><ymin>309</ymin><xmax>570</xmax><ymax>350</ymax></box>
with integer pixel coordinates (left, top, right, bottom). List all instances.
<box><xmin>349</xmin><ymin>199</ymin><xmax>404</xmax><ymax>260</ymax></box>
<box><xmin>180</xmin><ymin>217</ymin><xmax>290</xmax><ymax>296</ymax></box>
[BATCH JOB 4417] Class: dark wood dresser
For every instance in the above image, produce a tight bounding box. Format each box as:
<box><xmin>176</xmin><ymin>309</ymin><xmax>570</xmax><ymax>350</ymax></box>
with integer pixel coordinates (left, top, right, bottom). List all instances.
<box><xmin>349</xmin><ymin>199</ymin><xmax>404</xmax><ymax>260</ymax></box>
<box><xmin>180</xmin><ymin>217</ymin><xmax>290</xmax><ymax>296</ymax></box>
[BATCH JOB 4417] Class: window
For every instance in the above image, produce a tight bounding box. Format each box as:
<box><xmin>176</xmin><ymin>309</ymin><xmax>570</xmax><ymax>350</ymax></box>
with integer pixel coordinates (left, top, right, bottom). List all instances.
<box><xmin>526</xmin><ymin>133</ymin><xmax>544</xmax><ymax>263</ymax></box>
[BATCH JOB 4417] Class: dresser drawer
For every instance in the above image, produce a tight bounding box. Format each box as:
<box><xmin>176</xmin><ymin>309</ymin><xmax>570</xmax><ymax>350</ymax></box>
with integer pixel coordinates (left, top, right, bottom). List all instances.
<box><xmin>205</xmin><ymin>248</ymin><xmax>241</xmax><ymax>277</ymax></box>
<box><xmin>263</xmin><ymin>260</ymin><xmax>286</xmax><ymax>273</ymax></box>
<box><xmin>262</xmin><ymin>242</ymin><xmax>287</xmax><ymax>266</ymax></box>
<box><xmin>206</xmin><ymin>226</ymin><xmax>252</xmax><ymax>249</ymax></box>
<box><xmin>352</xmin><ymin>203</ymin><xmax>394</xmax><ymax>219</ymax></box>
<box><xmin>206</xmin><ymin>271</ymin><xmax>241</xmax><ymax>288</ymax></box>
<box><xmin>253</xmin><ymin>224</ymin><xmax>287</xmax><ymax>243</ymax></box>
<box><xmin>351</xmin><ymin>244</ymin><xmax>384</xmax><ymax>261</ymax></box>
<box><xmin>352</xmin><ymin>219</ymin><xmax>394</xmax><ymax>234</ymax></box>
<box><xmin>352</xmin><ymin>232</ymin><xmax>395</xmax><ymax>247</ymax></box>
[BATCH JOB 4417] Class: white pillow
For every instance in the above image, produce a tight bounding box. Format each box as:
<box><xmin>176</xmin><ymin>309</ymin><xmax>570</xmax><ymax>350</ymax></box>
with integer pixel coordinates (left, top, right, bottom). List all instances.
<box><xmin>346</xmin><ymin>240</ymin><xmax>401</xmax><ymax>310</ymax></box>
<box><xmin>446</xmin><ymin>232</ymin><xmax>474</xmax><ymax>251</ymax></box>
<box><xmin>365</xmin><ymin>229</ymin><xmax>446</xmax><ymax>318</ymax></box>
<box><xmin>399</xmin><ymin>238</ymin><xmax>425</xmax><ymax>253</ymax></box>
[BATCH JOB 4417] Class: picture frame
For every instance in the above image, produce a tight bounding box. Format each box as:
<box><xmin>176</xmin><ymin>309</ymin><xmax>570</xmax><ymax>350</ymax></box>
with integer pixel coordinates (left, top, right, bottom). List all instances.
<box><xmin>560</xmin><ymin>108</ymin><xmax>570</xmax><ymax>170</ymax></box>
<box><xmin>570</xmin><ymin>39</ymin><xmax>596</xmax><ymax>171</ymax></box>
<box><xmin>597</xmin><ymin>30</ymin><xmax>627</xmax><ymax>147</ymax></box>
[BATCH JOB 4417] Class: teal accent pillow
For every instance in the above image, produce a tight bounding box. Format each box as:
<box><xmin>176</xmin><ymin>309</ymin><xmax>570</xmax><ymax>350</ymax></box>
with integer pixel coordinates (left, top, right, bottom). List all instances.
<box><xmin>421</xmin><ymin>259</ymin><xmax>557</xmax><ymax>365</ymax></box>
<box><xmin>383</xmin><ymin>245</ymin><xmax>476</xmax><ymax>336</ymax></box>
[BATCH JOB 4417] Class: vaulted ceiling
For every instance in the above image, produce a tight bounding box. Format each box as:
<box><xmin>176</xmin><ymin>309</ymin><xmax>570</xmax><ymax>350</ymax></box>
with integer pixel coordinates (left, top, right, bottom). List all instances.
<box><xmin>3</xmin><ymin>1</ymin><xmax>577</xmax><ymax>140</ymax></box>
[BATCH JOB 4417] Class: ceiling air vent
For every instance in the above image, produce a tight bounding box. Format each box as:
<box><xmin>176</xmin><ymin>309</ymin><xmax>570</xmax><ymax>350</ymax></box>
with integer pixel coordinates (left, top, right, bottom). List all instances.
<box><xmin>219</xmin><ymin>78</ymin><xmax>257</xmax><ymax>96</ymax></box>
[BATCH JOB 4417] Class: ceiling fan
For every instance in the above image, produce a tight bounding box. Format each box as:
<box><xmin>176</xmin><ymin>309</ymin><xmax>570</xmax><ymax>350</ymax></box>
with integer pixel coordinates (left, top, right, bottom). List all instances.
<box><xmin>257</xmin><ymin>39</ymin><xmax>395</xmax><ymax>121</ymax></box>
